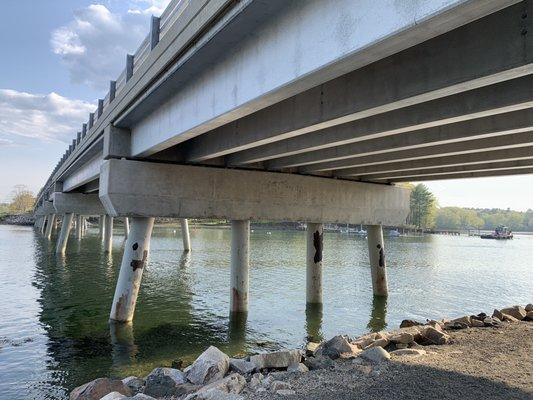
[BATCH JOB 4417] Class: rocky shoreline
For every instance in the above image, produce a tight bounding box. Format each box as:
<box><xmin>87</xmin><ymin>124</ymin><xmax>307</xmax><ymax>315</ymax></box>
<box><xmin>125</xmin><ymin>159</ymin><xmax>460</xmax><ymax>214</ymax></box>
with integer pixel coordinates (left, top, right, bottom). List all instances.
<box><xmin>0</xmin><ymin>213</ymin><xmax>35</xmax><ymax>226</ymax></box>
<box><xmin>70</xmin><ymin>304</ymin><xmax>533</xmax><ymax>400</ymax></box>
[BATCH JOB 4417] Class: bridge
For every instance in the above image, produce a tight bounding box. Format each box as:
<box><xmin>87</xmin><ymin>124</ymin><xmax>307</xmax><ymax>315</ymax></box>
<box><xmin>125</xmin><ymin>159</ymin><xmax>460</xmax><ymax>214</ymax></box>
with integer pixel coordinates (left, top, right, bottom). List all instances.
<box><xmin>34</xmin><ymin>0</ymin><xmax>532</xmax><ymax>324</ymax></box>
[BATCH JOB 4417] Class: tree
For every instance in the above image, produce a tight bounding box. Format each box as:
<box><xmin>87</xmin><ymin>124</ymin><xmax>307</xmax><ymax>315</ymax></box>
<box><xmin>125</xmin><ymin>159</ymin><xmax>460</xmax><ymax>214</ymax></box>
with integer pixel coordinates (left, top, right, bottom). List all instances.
<box><xmin>9</xmin><ymin>185</ymin><xmax>35</xmax><ymax>214</ymax></box>
<box><xmin>409</xmin><ymin>184</ymin><xmax>437</xmax><ymax>229</ymax></box>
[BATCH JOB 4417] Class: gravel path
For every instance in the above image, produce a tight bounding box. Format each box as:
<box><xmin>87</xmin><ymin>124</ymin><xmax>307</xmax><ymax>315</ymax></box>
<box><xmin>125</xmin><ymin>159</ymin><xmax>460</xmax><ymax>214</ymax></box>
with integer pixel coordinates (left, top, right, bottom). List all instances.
<box><xmin>242</xmin><ymin>322</ymin><xmax>533</xmax><ymax>400</ymax></box>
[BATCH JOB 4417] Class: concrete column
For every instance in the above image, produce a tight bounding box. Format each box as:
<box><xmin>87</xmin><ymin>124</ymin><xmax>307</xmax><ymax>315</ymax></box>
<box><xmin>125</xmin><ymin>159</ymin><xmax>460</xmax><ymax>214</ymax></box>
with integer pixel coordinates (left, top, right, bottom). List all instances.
<box><xmin>40</xmin><ymin>215</ymin><xmax>48</xmax><ymax>234</ymax></box>
<box><xmin>56</xmin><ymin>213</ymin><xmax>74</xmax><ymax>254</ymax></box>
<box><xmin>306</xmin><ymin>223</ymin><xmax>323</xmax><ymax>305</ymax></box>
<box><xmin>366</xmin><ymin>224</ymin><xmax>388</xmax><ymax>296</ymax></box>
<box><xmin>180</xmin><ymin>218</ymin><xmax>191</xmax><ymax>252</ymax></box>
<box><xmin>82</xmin><ymin>216</ymin><xmax>87</xmax><ymax>236</ymax></box>
<box><xmin>99</xmin><ymin>215</ymin><xmax>106</xmax><ymax>240</ymax></box>
<box><xmin>104</xmin><ymin>216</ymin><xmax>114</xmax><ymax>253</ymax></box>
<box><xmin>75</xmin><ymin>215</ymin><xmax>83</xmax><ymax>239</ymax></box>
<box><xmin>44</xmin><ymin>214</ymin><xmax>56</xmax><ymax>240</ymax></box>
<box><xmin>110</xmin><ymin>217</ymin><xmax>155</xmax><ymax>322</ymax></box>
<box><xmin>124</xmin><ymin>217</ymin><xmax>130</xmax><ymax>240</ymax></box>
<box><xmin>230</xmin><ymin>220</ymin><xmax>250</xmax><ymax>314</ymax></box>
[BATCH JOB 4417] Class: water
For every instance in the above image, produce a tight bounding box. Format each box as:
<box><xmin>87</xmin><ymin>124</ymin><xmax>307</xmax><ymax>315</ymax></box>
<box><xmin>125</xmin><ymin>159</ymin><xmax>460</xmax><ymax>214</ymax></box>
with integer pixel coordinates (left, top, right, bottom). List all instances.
<box><xmin>0</xmin><ymin>224</ymin><xmax>531</xmax><ymax>399</ymax></box>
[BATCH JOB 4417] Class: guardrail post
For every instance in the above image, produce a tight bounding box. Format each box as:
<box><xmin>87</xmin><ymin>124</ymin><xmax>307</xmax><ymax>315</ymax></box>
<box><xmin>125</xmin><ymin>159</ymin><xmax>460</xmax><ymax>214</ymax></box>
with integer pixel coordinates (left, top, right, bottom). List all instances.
<box><xmin>82</xmin><ymin>123</ymin><xmax>87</xmax><ymax>138</ymax></box>
<box><xmin>88</xmin><ymin>113</ymin><xmax>94</xmax><ymax>129</ymax></box>
<box><xmin>109</xmin><ymin>80</ymin><xmax>116</xmax><ymax>102</ymax></box>
<box><xmin>126</xmin><ymin>54</ymin><xmax>134</xmax><ymax>82</ymax></box>
<box><xmin>150</xmin><ymin>16</ymin><xmax>161</xmax><ymax>50</ymax></box>
<box><xmin>97</xmin><ymin>99</ymin><xmax>104</xmax><ymax>118</ymax></box>
<box><xmin>76</xmin><ymin>132</ymin><xmax>81</xmax><ymax>145</ymax></box>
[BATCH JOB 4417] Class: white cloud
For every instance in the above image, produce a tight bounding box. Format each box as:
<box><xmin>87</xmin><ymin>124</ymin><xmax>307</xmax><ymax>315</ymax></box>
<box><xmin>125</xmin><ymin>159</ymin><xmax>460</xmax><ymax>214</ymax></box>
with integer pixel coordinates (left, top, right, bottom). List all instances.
<box><xmin>51</xmin><ymin>4</ymin><xmax>149</xmax><ymax>90</ymax></box>
<box><xmin>0</xmin><ymin>89</ymin><xmax>95</xmax><ymax>144</ymax></box>
<box><xmin>0</xmin><ymin>138</ymin><xmax>14</xmax><ymax>147</ymax></box>
<box><xmin>128</xmin><ymin>0</ymin><xmax>172</xmax><ymax>16</ymax></box>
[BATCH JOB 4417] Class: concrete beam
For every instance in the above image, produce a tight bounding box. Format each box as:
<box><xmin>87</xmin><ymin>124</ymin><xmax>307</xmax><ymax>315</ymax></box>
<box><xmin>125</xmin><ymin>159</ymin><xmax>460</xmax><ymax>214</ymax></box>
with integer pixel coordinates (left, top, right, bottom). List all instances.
<box><xmin>62</xmin><ymin>153</ymin><xmax>102</xmax><ymax>192</ymax></box>
<box><xmin>229</xmin><ymin>92</ymin><xmax>533</xmax><ymax>167</ymax></box>
<box><xmin>183</xmin><ymin>2</ymin><xmax>532</xmax><ymax>162</ymax></box>
<box><xmin>366</xmin><ymin>159</ymin><xmax>533</xmax><ymax>181</ymax></box>
<box><xmin>263</xmin><ymin>76</ymin><xmax>533</xmax><ymax>169</ymax></box>
<box><xmin>34</xmin><ymin>201</ymin><xmax>55</xmax><ymax>216</ymax></box>
<box><xmin>103</xmin><ymin>125</ymin><xmax>131</xmax><ymax>159</ymax></box>
<box><xmin>99</xmin><ymin>159</ymin><xmax>410</xmax><ymax>225</ymax></box>
<box><xmin>52</xmin><ymin>192</ymin><xmax>107</xmax><ymax>215</ymax></box>
<box><xmin>336</xmin><ymin>146</ymin><xmax>533</xmax><ymax>177</ymax></box>
<box><xmin>383</xmin><ymin>167</ymin><xmax>533</xmax><ymax>182</ymax></box>
<box><xmin>299</xmin><ymin>131</ymin><xmax>533</xmax><ymax>173</ymax></box>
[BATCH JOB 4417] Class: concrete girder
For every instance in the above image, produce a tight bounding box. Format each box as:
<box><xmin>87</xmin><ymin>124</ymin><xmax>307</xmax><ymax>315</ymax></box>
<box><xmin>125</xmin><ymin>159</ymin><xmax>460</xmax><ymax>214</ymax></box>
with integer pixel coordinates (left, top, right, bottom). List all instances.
<box><xmin>229</xmin><ymin>94</ymin><xmax>533</xmax><ymax>167</ymax></box>
<box><xmin>52</xmin><ymin>193</ymin><xmax>107</xmax><ymax>215</ymax></box>
<box><xmin>34</xmin><ymin>201</ymin><xmax>55</xmax><ymax>216</ymax></box>
<box><xmin>262</xmin><ymin>76</ymin><xmax>533</xmax><ymax>169</ymax></box>
<box><xmin>99</xmin><ymin>159</ymin><xmax>410</xmax><ymax>225</ymax></box>
<box><xmin>365</xmin><ymin>159</ymin><xmax>533</xmax><ymax>181</ymax></box>
<box><xmin>299</xmin><ymin>131</ymin><xmax>533</xmax><ymax>173</ymax></box>
<box><xmin>336</xmin><ymin>146</ymin><xmax>533</xmax><ymax>177</ymax></box>
<box><xmin>182</xmin><ymin>2</ymin><xmax>532</xmax><ymax>163</ymax></box>
<box><xmin>380</xmin><ymin>167</ymin><xmax>533</xmax><ymax>182</ymax></box>
<box><xmin>62</xmin><ymin>153</ymin><xmax>103</xmax><ymax>192</ymax></box>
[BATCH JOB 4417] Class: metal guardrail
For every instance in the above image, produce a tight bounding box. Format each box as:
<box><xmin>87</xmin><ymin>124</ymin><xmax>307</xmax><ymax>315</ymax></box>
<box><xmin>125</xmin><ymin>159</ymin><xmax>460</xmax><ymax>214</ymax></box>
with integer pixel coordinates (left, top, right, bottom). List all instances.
<box><xmin>38</xmin><ymin>0</ymin><xmax>188</xmax><ymax>203</ymax></box>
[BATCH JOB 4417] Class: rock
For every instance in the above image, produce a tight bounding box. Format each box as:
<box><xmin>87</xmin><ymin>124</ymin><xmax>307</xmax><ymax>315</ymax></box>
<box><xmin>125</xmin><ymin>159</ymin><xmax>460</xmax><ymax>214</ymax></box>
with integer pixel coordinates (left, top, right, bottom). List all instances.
<box><xmin>524</xmin><ymin>311</ymin><xmax>533</xmax><ymax>321</ymax></box>
<box><xmin>287</xmin><ymin>363</ymin><xmax>309</xmax><ymax>373</ymax></box>
<box><xmin>144</xmin><ymin>367</ymin><xmax>188</xmax><ymax>398</ymax></box>
<box><xmin>305</xmin><ymin>342</ymin><xmax>320</xmax><ymax>356</ymax></box>
<box><xmin>184</xmin><ymin>373</ymin><xmax>246</xmax><ymax>400</ymax></box>
<box><xmin>492</xmin><ymin>309</ymin><xmax>504</xmax><ymax>320</ymax></box>
<box><xmin>359</xmin><ymin>347</ymin><xmax>391</xmax><ymax>363</ymax></box>
<box><xmin>501</xmin><ymin>306</ymin><xmax>527</xmax><ymax>320</ymax></box>
<box><xmin>271</xmin><ymin>381</ymin><xmax>291</xmax><ymax>391</ymax></box>
<box><xmin>229</xmin><ymin>358</ymin><xmax>256</xmax><ymax>375</ymax></box>
<box><xmin>426</xmin><ymin>320</ymin><xmax>445</xmax><ymax>331</ymax></box>
<box><xmin>249</xmin><ymin>373</ymin><xmax>265</xmax><ymax>390</ymax></box>
<box><xmin>483</xmin><ymin>317</ymin><xmax>501</xmax><ymax>327</ymax></box>
<box><xmin>452</xmin><ymin>316</ymin><xmax>472</xmax><ymax>327</ymax></box>
<box><xmin>303</xmin><ymin>355</ymin><xmax>334</xmax><ymax>370</ymax></box>
<box><xmin>129</xmin><ymin>395</ymin><xmax>156</xmax><ymax>400</ymax></box>
<box><xmin>186</xmin><ymin>346</ymin><xmax>230</xmax><ymax>385</ymax></box>
<box><xmin>444</xmin><ymin>321</ymin><xmax>469</xmax><ymax>330</ymax></box>
<box><xmin>276</xmin><ymin>389</ymin><xmax>296</xmax><ymax>396</ymax></box>
<box><xmin>501</xmin><ymin>313</ymin><xmax>519</xmax><ymax>322</ymax></box>
<box><xmin>122</xmin><ymin>377</ymin><xmax>144</xmax><ymax>395</ymax></box>
<box><xmin>70</xmin><ymin>378</ymin><xmax>131</xmax><ymax>400</ymax></box>
<box><xmin>470</xmin><ymin>319</ymin><xmax>485</xmax><ymax>327</ymax></box>
<box><xmin>391</xmin><ymin>348</ymin><xmax>426</xmax><ymax>357</ymax></box>
<box><xmin>249</xmin><ymin>349</ymin><xmax>302</xmax><ymax>369</ymax></box>
<box><xmin>100</xmin><ymin>392</ymin><xmax>126</xmax><ymax>400</ymax></box>
<box><xmin>364</xmin><ymin>338</ymin><xmax>390</xmax><ymax>349</ymax></box>
<box><xmin>400</xmin><ymin>319</ymin><xmax>423</xmax><ymax>328</ymax></box>
<box><xmin>421</xmin><ymin>326</ymin><xmax>450</xmax><ymax>345</ymax></box>
<box><xmin>389</xmin><ymin>332</ymin><xmax>414</xmax><ymax>344</ymax></box>
<box><xmin>322</xmin><ymin>335</ymin><xmax>360</xmax><ymax>359</ymax></box>
<box><xmin>525</xmin><ymin>304</ymin><xmax>533</xmax><ymax>312</ymax></box>
<box><xmin>186</xmin><ymin>388</ymin><xmax>243</xmax><ymax>400</ymax></box>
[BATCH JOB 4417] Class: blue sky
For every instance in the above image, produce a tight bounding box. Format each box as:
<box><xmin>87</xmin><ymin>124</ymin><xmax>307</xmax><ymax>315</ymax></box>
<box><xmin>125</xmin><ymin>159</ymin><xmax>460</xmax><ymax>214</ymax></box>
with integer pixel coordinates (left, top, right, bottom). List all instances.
<box><xmin>0</xmin><ymin>1</ymin><xmax>532</xmax><ymax>211</ymax></box>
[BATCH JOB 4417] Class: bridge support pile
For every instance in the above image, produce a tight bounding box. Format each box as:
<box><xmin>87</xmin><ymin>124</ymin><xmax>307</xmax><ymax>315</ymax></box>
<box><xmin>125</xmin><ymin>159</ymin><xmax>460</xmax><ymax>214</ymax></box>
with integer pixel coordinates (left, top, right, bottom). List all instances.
<box><xmin>230</xmin><ymin>220</ymin><xmax>250</xmax><ymax>314</ymax></box>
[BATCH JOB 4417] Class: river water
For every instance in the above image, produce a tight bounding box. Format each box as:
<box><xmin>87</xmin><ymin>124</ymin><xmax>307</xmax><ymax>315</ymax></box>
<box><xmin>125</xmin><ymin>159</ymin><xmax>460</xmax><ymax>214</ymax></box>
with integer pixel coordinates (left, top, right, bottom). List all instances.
<box><xmin>0</xmin><ymin>223</ymin><xmax>531</xmax><ymax>399</ymax></box>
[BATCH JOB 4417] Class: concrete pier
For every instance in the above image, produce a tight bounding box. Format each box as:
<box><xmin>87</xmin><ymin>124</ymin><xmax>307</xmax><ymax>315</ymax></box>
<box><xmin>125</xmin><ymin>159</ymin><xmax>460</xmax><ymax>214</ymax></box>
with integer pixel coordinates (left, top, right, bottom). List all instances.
<box><xmin>99</xmin><ymin>215</ymin><xmax>106</xmax><ymax>241</ymax></box>
<box><xmin>180</xmin><ymin>218</ymin><xmax>191</xmax><ymax>252</ymax></box>
<box><xmin>104</xmin><ymin>216</ymin><xmax>114</xmax><ymax>252</ymax></box>
<box><xmin>366</xmin><ymin>225</ymin><xmax>388</xmax><ymax>296</ymax></box>
<box><xmin>109</xmin><ymin>217</ymin><xmax>155</xmax><ymax>322</ymax></box>
<box><xmin>124</xmin><ymin>217</ymin><xmax>130</xmax><ymax>240</ymax></box>
<box><xmin>75</xmin><ymin>215</ymin><xmax>83</xmax><ymax>239</ymax></box>
<box><xmin>40</xmin><ymin>215</ymin><xmax>47</xmax><ymax>234</ymax></box>
<box><xmin>306</xmin><ymin>223</ymin><xmax>324</xmax><ymax>305</ymax></box>
<box><xmin>44</xmin><ymin>214</ymin><xmax>56</xmax><ymax>240</ymax></box>
<box><xmin>56</xmin><ymin>213</ymin><xmax>74</xmax><ymax>254</ymax></box>
<box><xmin>230</xmin><ymin>220</ymin><xmax>250</xmax><ymax>314</ymax></box>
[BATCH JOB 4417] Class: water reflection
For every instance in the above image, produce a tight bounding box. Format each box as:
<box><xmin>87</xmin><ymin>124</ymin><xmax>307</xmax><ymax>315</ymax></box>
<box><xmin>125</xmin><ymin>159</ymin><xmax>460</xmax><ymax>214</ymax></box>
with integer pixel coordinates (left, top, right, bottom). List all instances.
<box><xmin>367</xmin><ymin>295</ymin><xmax>388</xmax><ymax>332</ymax></box>
<box><xmin>110</xmin><ymin>322</ymin><xmax>138</xmax><ymax>367</ymax></box>
<box><xmin>305</xmin><ymin>303</ymin><xmax>323</xmax><ymax>342</ymax></box>
<box><xmin>228</xmin><ymin>313</ymin><xmax>247</xmax><ymax>356</ymax></box>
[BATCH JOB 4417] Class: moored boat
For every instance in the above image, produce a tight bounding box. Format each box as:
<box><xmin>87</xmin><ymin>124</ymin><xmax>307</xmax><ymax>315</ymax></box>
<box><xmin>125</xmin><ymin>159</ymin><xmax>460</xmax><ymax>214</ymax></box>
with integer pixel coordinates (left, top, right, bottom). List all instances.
<box><xmin>480</xmin><ymin>225</ymin><xmax>513</xmax><ymax>240</ymax></box>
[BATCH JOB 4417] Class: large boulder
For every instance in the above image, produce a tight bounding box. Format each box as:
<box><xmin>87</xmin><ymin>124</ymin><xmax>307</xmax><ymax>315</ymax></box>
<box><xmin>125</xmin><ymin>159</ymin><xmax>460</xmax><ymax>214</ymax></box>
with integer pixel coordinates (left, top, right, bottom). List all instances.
<box><xmin>525</xmin><ymin>304</ymin><xmax>533</xmax><ymax>312</ymax></box>
<box><xmin>287</xmin><ymin>363</ymin><xmax>309</xmax><ymax>373</ymax></box>
<box><xmin>500</xmin><ymin>306</ymin><xmax>527</xmax><ymax>320</ymax></box>
<box><xmin>359</xmin><ymin>347</ymin><xmax>390</xmax><ymax>363</ymax></box>
<box><xmin>143</xmin><ymin>367</ymin><xmax>190</xmax><ymax>398</ymax></box>
<box><xmin>321</xmin><ymin>335</ymin><xmax>360</xmax><ymax>359</ymax></box>
<box><xmin>400</xmin><ymin>319</ymin><xmax>423</xmax><ymax>328</ymax></box>
<box><xmin>388</xmin><ymin>332</ymin><xmax>414</xmax><ymax>344</ymax></box>
<box><xmin>229</xmin><ymin>358</ymin><xmax>256</xmax><ymax>375</ymax></box>
<box><xmin>492</xmin><ymin>309</ymin><xmax>504</xmax><ymax>320</ymax></box>
<box><xmin>100</xmin><ymin>393</ymin><xmax>126</xmax><ymax>400</ymax></box>
<box><xmin>451</xmin><ymin>316</ymin><xmax>472</xmax><ymax>327</ymax></box>
<box><xmin>186</xmin><ymin>346</ymin><xmax>230</xmax><ymax>385</ymax></box>
<box><xmin>122</xmin><ymin>376</ymin><xmax>144</xmax><ymax>395</ymax></box>
<box><xmin>303</xmin><ymin>355</ymin><xmax>334</xmax><ymax>370</ymax></box>
<box><xmin>70</xmin><ymin>378</ymin><xmax>131</xmax><ymax>400</ymax></box>
<box><xmin>249</xmin><ymin>349</ymin><xmax>302</xmax><ymax>369</ymax></box>
<box><xmin>421</xmin><ymin>326</ymin><xmax>450</xmax><ymax>345</ymax></box>
<box><xmin>184</xmin><ymin>373</ymin><xmax>246</xmax><ymax>400</ymax></box>
<box><xmin>524</xmin><ymin>311</ymin><xmax>533</xmax><ymax>321</ymax></box>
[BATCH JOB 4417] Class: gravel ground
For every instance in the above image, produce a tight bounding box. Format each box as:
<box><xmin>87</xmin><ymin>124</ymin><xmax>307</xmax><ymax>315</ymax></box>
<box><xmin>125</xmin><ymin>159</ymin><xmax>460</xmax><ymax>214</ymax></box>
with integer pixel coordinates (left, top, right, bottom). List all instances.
<box><xmin>241</xmin><ymin>322</ymin><xmax>533</xmax><ymax>400</ymax></box>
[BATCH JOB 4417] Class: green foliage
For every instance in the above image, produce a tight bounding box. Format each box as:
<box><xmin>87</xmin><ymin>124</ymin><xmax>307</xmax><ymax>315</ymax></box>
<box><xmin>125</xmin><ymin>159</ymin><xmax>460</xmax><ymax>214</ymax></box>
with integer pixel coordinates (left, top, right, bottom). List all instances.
<box><xmin>8</xmin><ymin>185</ymin><xmax>35</xmax><ymax>214</ymax></box>
<box><xmin>435</xmin><ymin>207</ymin><xmax>533</xmax><ymax>232</ymax></box>
<box><xmin>409</xmin><ymin>184</ymin><xmax>437</xmax><ymax>229</ymax></box>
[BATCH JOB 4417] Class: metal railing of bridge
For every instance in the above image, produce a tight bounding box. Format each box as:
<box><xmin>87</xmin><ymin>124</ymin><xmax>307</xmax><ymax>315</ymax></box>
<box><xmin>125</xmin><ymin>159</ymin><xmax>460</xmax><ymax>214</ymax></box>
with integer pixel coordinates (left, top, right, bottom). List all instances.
<box><xmin>38</xmin><ymin>0</ymin><xmax>190</xmax><ymax>204</ymax></box>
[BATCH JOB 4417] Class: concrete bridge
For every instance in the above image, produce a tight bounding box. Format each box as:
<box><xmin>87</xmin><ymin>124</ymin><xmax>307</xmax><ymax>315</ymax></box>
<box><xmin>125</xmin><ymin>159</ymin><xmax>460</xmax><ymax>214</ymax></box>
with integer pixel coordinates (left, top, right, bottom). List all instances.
<box><xmin>34</xmin><ymin>0</ymin><xmax>533</xmax><ymax>323</ymax></box>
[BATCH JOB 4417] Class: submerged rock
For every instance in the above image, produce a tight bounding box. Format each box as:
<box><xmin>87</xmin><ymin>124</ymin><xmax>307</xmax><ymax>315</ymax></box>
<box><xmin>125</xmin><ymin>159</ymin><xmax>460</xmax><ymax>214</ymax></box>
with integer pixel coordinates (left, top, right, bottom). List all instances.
<box><xmin>70</xmin><ymin>378</ymin><xmax>131</xmax><ymax>400</ymax></box>
<box><xmin>187</xmin><ymin>346</ymin><xmax>230</xmax><ymax>385</ymax></box>
<box><xmin>144</xmin><ymin>367</ymin><xmax>189</xmax><ymax>398</ymax></box>
<box><xmin>249</xmin><ymin>349</ymin><xmax>301</xmax><ymax>369</ymax></box>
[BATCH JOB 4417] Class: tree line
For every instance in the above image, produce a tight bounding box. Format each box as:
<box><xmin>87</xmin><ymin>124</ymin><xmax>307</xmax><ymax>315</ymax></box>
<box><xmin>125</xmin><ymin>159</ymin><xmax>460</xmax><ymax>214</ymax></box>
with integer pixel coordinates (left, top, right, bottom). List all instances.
<box><xmin>0</xmin><ymin>185</ymin><xmax>36</xmax><ymax>215</ymax></box>
<box><xmin>408</xmin><ymin>183</ymin><xmax>533</xmax><ymax>232</ymax></box>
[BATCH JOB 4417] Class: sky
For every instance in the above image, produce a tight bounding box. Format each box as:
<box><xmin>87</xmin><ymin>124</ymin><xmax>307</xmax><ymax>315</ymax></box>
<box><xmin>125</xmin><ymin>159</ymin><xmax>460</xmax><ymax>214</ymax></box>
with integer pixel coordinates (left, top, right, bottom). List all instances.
<box><xmin>0</xmin><ymin>1</ymin><xmax>532</xmax><ymax>211</ymax></box>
